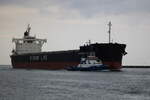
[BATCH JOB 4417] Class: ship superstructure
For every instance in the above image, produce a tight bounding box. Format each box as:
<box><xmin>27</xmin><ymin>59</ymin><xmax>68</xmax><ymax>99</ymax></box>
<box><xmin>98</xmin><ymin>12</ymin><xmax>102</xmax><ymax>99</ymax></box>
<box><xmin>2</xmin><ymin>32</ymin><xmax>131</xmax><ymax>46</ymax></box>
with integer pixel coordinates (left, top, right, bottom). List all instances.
<box><xmin>12</xmin><ymin>25</ymin><xmax>46</xmax><ymax>54</ymax></box>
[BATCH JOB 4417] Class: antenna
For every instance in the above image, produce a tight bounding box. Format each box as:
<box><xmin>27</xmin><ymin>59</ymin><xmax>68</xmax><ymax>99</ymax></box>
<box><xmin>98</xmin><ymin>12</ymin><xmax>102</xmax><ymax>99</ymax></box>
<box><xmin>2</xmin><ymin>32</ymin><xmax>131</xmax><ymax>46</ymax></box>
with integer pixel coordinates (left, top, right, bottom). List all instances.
<box><xmin>27</xmin><ymin>24</ymin><xmax>31</xmax><ymax>34</ymax></box>
<box><xmin>108</xmin><ymin>21</ymin><xmax>112</xmax><ymax>43</ymax></box>
<box><xmin>86</xmin><ymin>40</ymin><xmax>91</xmax><ymax>45</ymax></box>
<box><xmin>89</xmin><ymin>40</ymin><xmax>91</xmax><ymax>45</ymax></box>
<box><xmin>24</xmin><ymin>24</ymin><xmax>31</xmax><ymax>37</ymax></box>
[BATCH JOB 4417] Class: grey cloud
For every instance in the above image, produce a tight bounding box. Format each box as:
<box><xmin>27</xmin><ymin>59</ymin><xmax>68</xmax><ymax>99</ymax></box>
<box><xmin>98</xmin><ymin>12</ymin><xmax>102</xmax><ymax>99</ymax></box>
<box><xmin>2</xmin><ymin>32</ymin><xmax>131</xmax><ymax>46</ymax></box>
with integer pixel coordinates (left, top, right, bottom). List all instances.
<box><xmin>0</xmin><ymin>0</ymin><xmax>150</xmax><ymax>17</ymax></box>
<box><xmin>64</xmin><ymin>0</ymin><xmax>150</xmax><ymax>16</ymax></box>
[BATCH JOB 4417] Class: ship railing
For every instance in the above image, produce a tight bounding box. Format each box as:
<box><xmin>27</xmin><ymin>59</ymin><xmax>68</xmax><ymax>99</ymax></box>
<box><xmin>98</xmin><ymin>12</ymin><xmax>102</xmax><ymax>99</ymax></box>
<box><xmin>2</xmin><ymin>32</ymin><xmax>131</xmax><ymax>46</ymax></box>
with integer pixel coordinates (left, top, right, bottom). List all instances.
<box><xmin>12</xmin><ymin>38</ymin><xmax>47</xmax><ymax>43</ymax></box>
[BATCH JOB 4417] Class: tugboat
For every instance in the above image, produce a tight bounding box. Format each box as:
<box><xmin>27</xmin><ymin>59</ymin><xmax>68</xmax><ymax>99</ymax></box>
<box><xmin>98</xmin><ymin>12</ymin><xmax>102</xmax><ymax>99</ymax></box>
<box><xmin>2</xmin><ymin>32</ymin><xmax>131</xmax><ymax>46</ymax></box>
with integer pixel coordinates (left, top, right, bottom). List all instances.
<box><xmin>66</xmin><ymin>53</ymin><xmax>109</xmax><ymax>71</ymax></box>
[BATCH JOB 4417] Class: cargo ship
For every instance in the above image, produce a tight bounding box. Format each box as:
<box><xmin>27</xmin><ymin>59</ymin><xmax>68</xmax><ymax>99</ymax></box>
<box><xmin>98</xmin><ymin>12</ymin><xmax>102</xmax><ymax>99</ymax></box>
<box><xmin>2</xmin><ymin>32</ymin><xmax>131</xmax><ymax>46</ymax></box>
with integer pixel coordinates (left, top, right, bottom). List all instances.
<box><xmin>10</xmin><ymin>22</ymin><xmax>127</xmax><ymax>70</ymax></box>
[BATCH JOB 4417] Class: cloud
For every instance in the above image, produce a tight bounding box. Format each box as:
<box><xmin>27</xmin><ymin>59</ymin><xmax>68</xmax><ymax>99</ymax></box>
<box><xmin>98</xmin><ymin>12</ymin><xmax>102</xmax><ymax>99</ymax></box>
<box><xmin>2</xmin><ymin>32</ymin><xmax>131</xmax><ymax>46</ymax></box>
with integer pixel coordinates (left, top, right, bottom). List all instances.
<box><xmin>1</xmin><ymin>0</ymin><xmax>150</xmax><ymax>18</ymax></box>
<box><xmin>65</xmin><ymin>0</ymin><xmax>150</xmax><ymax>17</ymax></box>
<box><xmin>0</xmin><ymin>5</ymin><xmax>39</xmax><ymax>34</ymax></box>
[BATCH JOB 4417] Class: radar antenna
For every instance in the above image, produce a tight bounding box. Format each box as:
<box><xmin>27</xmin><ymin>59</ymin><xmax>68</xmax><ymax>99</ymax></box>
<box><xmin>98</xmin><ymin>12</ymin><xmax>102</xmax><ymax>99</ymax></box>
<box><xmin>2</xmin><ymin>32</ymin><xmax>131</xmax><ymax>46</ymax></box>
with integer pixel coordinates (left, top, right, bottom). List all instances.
<box><xmin>108</xmin><ymin>21</ymin><xmax>112</xmax><ymax>43</ymax></box>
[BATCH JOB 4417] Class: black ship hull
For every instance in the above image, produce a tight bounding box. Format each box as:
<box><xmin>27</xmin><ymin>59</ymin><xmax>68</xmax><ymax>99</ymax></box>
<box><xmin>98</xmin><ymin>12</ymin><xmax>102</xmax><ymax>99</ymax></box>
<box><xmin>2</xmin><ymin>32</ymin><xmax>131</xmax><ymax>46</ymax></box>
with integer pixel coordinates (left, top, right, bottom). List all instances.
<box><xmin>10</xmin><ymin>43</ymin><xmax>127</xmax><ymax>70</ymax></box>
<box><xmin>11</xmin><ymin>50</ymin><xmax>80</xmax><ymax>70</ymax></box>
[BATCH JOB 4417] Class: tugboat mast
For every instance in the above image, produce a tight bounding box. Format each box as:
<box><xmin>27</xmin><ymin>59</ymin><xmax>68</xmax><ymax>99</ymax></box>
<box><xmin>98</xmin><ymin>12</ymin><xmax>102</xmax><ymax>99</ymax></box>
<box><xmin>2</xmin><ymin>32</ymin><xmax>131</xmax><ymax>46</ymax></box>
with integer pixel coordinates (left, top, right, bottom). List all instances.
<box><xmin>108</xmin><ymin>21</ymin><xmax>112</xmax><ymax>43</ymax></box>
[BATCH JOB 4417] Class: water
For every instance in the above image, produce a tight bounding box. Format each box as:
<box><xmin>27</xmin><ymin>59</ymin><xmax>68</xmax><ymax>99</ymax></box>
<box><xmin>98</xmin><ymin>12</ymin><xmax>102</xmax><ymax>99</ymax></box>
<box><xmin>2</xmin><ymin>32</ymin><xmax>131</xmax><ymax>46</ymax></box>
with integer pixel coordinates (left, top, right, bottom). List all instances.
<box><xmin>0</xmin><ymin>65</ymin><xmax>150</xmax><ymax>100</ymax></box>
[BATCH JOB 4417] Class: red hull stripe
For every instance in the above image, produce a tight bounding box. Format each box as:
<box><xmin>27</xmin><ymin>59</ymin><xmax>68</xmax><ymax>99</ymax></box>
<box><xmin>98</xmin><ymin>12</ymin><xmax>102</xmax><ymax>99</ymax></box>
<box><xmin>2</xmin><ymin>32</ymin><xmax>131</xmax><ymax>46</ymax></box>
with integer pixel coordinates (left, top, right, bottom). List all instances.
<box><xmin>103</xmin><ymin>61</ymin><xmax>122</xmax><ymax>70</ymax></box>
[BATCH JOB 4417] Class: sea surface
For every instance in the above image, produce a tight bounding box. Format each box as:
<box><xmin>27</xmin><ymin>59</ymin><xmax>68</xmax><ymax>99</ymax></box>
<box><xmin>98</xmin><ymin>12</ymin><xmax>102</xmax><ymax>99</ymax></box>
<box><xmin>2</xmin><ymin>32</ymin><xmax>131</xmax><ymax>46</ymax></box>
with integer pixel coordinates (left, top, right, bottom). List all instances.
<box><xmin>0</xmin><ymin>65</ymin><xmax>150</xmax><ymax>100</ymax></box>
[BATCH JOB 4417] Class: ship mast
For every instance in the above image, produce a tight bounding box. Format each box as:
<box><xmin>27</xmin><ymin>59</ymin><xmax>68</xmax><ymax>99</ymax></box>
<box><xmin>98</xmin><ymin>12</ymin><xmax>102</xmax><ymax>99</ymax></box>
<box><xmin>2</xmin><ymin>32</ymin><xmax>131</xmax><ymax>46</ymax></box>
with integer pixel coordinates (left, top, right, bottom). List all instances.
<box><xmin>27</xmin><ymin>24</ymin><xmax>31</xmax><ymax>34</ymax></box>
<box><xmin>108</xmin><ymin>21</ymin><xmax>112</xmax><ymax>43</ymax></box>
<box><xmin>24</xmin><ymin>24</ymin><xmax>31</xmax><ymax>37</ymax></box>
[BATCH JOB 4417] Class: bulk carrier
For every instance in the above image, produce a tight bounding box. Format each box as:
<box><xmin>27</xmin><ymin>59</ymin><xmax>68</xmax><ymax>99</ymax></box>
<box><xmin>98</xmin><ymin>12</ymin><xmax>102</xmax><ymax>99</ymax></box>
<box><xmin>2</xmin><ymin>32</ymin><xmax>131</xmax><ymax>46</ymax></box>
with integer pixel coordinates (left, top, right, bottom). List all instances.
<box><xmin>10</xmin><ymin>22</ymin><xmax>127</xmax><ymax>70</ymax></box>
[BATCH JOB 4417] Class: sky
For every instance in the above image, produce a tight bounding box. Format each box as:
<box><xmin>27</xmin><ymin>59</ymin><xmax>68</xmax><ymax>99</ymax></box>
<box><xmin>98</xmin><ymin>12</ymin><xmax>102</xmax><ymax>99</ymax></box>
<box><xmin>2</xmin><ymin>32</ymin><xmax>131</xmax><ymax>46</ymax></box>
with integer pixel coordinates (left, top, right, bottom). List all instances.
<box><xmin>0</xmin><ymin>0</ymin><xmax>150</xmax><ymax>65</ymax></box>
